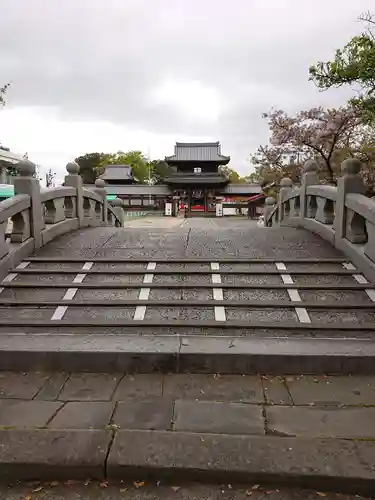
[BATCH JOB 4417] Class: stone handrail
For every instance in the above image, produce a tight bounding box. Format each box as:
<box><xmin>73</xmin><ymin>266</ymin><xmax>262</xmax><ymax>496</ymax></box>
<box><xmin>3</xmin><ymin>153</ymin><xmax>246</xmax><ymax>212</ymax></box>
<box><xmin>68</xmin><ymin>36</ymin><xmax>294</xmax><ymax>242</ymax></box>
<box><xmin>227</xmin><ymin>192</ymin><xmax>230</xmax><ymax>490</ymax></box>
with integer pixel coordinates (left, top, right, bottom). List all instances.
<box><xmin>0</xmin><ymin>160</ymin><xmax>124</xmax><ymax>279</ymax></box>
<box><xmin>264</xmin><ymin>158</ymin><xmax>375</xmax><ymax>282</ymax></box>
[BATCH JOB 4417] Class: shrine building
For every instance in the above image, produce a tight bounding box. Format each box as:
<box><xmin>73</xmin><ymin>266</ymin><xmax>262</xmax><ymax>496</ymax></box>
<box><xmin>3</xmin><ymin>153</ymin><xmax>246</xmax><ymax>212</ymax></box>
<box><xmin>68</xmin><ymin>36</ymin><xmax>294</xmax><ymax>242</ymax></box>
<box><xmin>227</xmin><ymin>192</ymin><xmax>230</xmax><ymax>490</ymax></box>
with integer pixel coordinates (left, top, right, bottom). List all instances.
<box><xmin>100</xmin><ymin>142</ymin><xmax>264</xmax><ymax>216</ymax></box>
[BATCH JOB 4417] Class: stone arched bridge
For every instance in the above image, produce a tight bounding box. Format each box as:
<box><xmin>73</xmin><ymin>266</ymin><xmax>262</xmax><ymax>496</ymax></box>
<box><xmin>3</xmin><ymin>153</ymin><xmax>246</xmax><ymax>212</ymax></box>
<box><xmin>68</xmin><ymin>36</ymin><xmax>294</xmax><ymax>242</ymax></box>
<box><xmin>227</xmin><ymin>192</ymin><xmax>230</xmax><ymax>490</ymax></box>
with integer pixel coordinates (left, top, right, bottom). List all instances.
<box><xmin>0</xmin><ymin>157</ymin><xmax>374</xmax><ymax>374</ymax></box>
<box><xmin>0</xmin><ymin>159</ymin><xmax>375</xmax><ymax>492</ymax></box>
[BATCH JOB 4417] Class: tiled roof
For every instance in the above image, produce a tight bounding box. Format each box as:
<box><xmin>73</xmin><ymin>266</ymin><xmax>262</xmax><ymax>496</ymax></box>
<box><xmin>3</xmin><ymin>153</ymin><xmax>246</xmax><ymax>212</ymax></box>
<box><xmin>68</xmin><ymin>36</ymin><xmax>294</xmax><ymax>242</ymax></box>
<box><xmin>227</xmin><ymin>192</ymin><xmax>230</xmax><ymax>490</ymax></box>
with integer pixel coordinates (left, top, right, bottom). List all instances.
<box><xmin>100</xmin><ymin>165</ymin><xmax>134</xmax><ymax>181</ymax></box>
<box><xmin>0</xmin><ymin>148</ymin><xmax>23</xmax><ymax>164</ymax></box>
<box><xmin>166</xmin><ymin>142</ymin><xmax>230</xmax><ymax>163</ymax></box>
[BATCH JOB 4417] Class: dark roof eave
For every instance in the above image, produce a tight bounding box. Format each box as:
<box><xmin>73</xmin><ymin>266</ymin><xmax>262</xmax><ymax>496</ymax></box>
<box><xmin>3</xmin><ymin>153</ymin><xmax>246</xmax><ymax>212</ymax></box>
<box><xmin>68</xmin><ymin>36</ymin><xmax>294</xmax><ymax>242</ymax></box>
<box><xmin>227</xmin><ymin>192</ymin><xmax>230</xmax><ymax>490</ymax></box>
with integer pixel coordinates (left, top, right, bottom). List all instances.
<box><xmin>165</xmin><ymin>177</ymin><xmax>229</xmax><ymax>185</ymax></box>
<box><xmin>165</xmin><ymin>156</ymin><xmax>230</xmax><ymax>165</ymax></box>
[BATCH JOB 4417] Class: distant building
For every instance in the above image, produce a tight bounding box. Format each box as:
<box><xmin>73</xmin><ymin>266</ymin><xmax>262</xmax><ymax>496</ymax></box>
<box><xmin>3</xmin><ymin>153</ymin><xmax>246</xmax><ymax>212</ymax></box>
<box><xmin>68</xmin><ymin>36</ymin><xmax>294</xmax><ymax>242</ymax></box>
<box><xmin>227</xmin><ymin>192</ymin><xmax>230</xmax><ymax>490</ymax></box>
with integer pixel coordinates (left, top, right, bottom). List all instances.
<box><xmin>98</xmin><ymin>142</ymin><xmax>264</xmax><ymax>216</ymax></box>
<box><xmin>0</xmin><ymin>148</ymin><xmax>23</xmax><ymax>184</ymax></box>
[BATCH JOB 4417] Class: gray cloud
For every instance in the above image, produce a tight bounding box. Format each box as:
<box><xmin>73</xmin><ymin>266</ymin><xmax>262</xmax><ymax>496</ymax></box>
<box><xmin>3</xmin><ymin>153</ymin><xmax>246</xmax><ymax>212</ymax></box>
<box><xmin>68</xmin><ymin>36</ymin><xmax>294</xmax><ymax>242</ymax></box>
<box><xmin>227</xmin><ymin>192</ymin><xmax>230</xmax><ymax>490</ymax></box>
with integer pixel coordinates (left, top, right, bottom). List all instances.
<box><xmin>0</xmin><ymin>0</ymin><xmax>372</xmax><ymax>171</ymax></box>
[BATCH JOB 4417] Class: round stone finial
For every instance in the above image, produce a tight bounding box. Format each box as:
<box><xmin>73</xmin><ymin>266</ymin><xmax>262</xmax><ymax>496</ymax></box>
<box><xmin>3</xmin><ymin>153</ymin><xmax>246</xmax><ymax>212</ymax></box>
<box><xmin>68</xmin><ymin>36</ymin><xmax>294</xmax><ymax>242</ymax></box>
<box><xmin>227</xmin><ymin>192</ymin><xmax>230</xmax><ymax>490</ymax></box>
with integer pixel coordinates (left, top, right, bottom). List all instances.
<box><xmin>303</xmin><ymin>159</ymin><xmax>318</xmax><ymax>173</ymax></box>
<box><xmin>95</xmin><ymin>178</ymin><xmax>105</xmax><ymax>188</ymax></box>
<box><xmin>265</xmin><ymin>196</ymin><xmax>276</xmax><ymax>206</ymax></box>
<box><xmin>280</xmin><ymin>177</ymin><xmax>293</xmax><ymax>187</ymax></box>
<box><xmin>66</xmin><ymin>161</ymin><xmax>79</xmax><ymax>175</ymax></box>
<box><xmin>341</xmin><ymin>158</ymin><xmax>362</xmax><ymax>175</ymax></box>
<box><xmin>16</xmin><ymin>159</ymin><xmax>36</xmax><ymax>177</ymax></box>
<box><xmin>111</xmin><ymin>197</ymin><xmax>122</xmax><ymax>206</ymax></box>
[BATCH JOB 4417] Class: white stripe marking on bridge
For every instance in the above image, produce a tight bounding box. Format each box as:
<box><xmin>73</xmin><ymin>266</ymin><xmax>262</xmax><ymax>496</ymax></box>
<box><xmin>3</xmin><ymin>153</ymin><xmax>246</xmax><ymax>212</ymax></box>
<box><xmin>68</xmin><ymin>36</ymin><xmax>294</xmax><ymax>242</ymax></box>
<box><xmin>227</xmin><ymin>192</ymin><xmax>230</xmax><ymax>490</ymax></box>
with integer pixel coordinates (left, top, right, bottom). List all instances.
<box><xmin>0</xmin><ymin>261</ymin><xmax>30</xmax><ymax>295</ymax></box>
<box><xmin>343</xmin><ymin>264</ymin><xmax>375</xmax><ymax>302</ymax></box>
<box><xmin>51</xmin><ymin>262</ymin><xmax>93</xmax><ymax>320</ymax></box>
<box><xmin>63</xmin><ymin>288</ymin><xmax>78</xmax><ymax>301</ymax></box>
<box><xmin>134</xmin><ymin>262</ymin><xmax>156</xmax><ymax>320</ymax></box>
<box><xmin>342</xmin><ymin>262</ymin><xmax>356</xmax><ymax>271</ymax></box>
<box><xmin>16</xmin><ymin>261</ymin><xmax>31</xmax><ymax>270</ymax></box>
<box><xmin>288</xmin><ymin>289</ymin><xmax>302</xmax><ymax>302</ymax></box>
<box><xmin>275</xmin><ymin>262</ymin><xmax>287</xmax><ymax>271</ymax></box>
<box><xmin>211</xmin><ymin>262</ymin><xmax>226</xmax><ymax>322</ymax></box>
<box><xmin>275</xmin><ymin>262</ymin><xmax>311</xmax><ymax>324</ymax></box>
<box><xmin>353</xmin><ymin>274</ymin><xmax>368</xmax><ymax>284</ymax></box>
<box><xmin>51</xmin><ymin>305</ymin><xmax>68</xmax><ymax>321</ymax></box>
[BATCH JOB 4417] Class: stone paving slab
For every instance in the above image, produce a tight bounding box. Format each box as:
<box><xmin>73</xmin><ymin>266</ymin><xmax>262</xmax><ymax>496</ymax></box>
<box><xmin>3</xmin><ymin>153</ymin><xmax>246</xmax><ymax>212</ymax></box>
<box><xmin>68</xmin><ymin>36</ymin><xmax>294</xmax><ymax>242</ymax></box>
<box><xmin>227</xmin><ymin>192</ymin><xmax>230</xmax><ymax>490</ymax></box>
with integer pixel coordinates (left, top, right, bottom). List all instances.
<box><xmin>266</xmin><ymin>406</ymin><xmax>375</xmax><ymax>438</ymax></box>
<box><xmin>173</xmin><ymin>400</ymin><xmax>265</xmax><ymax>434</ymax></box>
<box><xmin>286</xmin><ymin>375</ymin><xmax>375</xmax><ymax>405</ymax></box>
<box><xmin>34</xmin><ymin>373</ymin><xmax>69</xmax><ymax>400</ymax></box>
<box><xmin>58</xmin><ymin>373</ymin><xmax>121</xmax><ymax>401</ymax></box>
<box><xmin>163</xmin><ymin>374</ymin><xmax>264</xmax><ymax>402</ymax></box>
<box><xmin>0</xmin><ymin>400</ymin><xmax>62</xmax><ymax>427</ymax></box>
<box><xmin>49</xmin><ymin>402</ymin><xmax>113</xmax><ymax>429</ymax></box>
<box><xmin>0</xmin><ymin>372</ymin><xmax>49</xmax><ymax>399</ymax></box>
<box><xmin>113</xmin><ymin>400</ymin><xmax>173</xmax><ymax>430</ymax></box>
<box><xmin>114</xmin><ymin>374</ymin><xmax>163</xmax><ymax>400</ymax></box>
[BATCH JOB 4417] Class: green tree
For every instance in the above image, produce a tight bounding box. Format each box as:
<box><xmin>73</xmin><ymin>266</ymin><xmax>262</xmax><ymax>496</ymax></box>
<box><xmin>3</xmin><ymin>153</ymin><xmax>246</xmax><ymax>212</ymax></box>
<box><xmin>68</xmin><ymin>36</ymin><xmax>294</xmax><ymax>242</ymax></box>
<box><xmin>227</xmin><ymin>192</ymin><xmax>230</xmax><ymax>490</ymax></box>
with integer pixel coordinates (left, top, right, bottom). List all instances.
<box><xmin>75</xmin><ymin>152</ymin><xmax>107</xmax><ymax>184</ymax></box>
<box><xmin>219</xmin><ymin>165</ymin><xmax>242</xmax><ymax>183</ymax></box>
<box><xmin>309</xmin><ymin>12</ymin><xmax>375</xmax><ymax>120</ymax></box>
<box><xmin>148</xmin><ymin>159</ymin><xmax>174</xmax><ymax>184</ymax></box>
<box><xmin>107</xmin><ymin>150</ymin><xmax>150</xmax><ymax>183</ymax></box>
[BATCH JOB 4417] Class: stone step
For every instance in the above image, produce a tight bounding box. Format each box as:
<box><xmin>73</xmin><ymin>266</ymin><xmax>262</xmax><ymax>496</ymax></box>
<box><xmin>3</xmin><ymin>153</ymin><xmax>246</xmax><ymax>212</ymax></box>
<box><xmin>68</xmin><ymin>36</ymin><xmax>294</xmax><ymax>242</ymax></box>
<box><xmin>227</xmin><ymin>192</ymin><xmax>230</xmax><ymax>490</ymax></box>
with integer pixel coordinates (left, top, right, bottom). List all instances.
<box><xmin>0</xmin><ymin>483</ymin><xmax>368</xmax><ymax>500</ymax></box>
<box><xmin>0</xmin><ymin>334</ymin><xmax>374</xmax><ymax>373</ymax></box>
<box><xmin>0</xmin><ymin>429</ymin><xmax>373</xmax><ymax>496</ymax></box>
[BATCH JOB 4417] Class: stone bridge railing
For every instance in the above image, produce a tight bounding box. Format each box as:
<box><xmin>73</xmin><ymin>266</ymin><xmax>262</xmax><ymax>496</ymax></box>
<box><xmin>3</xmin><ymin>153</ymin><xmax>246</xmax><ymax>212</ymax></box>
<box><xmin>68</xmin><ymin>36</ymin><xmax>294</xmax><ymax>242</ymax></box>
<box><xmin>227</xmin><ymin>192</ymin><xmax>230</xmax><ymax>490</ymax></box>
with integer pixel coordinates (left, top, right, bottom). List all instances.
<box><xmin>0</xmin><ymin>160</ymin><xmax>124</xmax><ymax>279</ymax></box>
<box><xmin>264</xmin><ymin>159</ymin><xmax>375</xmax><ymax>283</ymax></box>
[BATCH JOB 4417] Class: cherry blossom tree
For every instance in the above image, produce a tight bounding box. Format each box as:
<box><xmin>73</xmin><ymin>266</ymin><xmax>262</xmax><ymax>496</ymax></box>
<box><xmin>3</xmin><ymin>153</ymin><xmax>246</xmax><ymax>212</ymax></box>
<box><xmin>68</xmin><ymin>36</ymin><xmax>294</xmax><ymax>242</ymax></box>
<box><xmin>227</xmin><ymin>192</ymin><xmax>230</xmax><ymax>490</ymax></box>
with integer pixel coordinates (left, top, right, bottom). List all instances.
<box><xmin>262</xmin><ymin>105</ymin><xmax>365</xmax><ymax>182</ymax></box>
<box><xmin>249</xmin><ymin>145</ymin><xmax>304</xmax><ymax>185</ymax></box>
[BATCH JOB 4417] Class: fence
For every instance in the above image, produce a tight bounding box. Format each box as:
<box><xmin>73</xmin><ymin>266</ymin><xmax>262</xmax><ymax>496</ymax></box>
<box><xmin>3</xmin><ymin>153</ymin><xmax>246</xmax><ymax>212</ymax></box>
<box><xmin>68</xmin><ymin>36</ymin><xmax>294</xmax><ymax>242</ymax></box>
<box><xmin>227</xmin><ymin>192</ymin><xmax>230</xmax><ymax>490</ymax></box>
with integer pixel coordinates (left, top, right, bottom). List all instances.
<box><xmin>0</xmin><ymin>160</ymin><xmax>123</xmax><ymax>279</ymax></box>
<box><xmin>264</xmin><ymin>158</ymin><xmax>375</xmax><ymax>283</ymax></box>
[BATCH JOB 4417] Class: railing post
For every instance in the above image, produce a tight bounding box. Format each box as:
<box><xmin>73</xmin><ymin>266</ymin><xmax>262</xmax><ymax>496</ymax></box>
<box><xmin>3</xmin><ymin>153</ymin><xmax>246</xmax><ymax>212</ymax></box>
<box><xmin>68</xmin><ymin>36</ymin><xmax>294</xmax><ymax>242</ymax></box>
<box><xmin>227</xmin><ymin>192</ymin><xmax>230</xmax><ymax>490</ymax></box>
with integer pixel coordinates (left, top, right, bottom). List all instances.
<box><xmin>278</xmin><ymin>177</ymin><xmax>293</xmax><ymax>223</ymax></box>
<box><xmin>335</xmin><ymin>158</ymin><xmax>366</xmax><ymax>242</ymax></box>
<box><xmin>300</xmin><ymin>160</ymin><xmax>319</xmax><ymax>221</ymax></box>
<box><xmin>264</xmin><ymin>196</ymin><xmax>276</xmax><ymax>226</ymax></box>
<box><xmin>110</xmin><ymin>197</ymin><xmax>124</xmax><ymax>226</ymax></box>
<box><xmin>14</xmin><ymin>160</ymin><xmax>45</xmax><ymax>249</ymax></box>
<box><xmin>94</xmin><ymin>179</ymin><xmax>107</xmax><ymax>225</ymax></box>
<box><xmin>64</xmin><ymin>162</ymin><xmax>84</xmax><ymax>227</ymax></box>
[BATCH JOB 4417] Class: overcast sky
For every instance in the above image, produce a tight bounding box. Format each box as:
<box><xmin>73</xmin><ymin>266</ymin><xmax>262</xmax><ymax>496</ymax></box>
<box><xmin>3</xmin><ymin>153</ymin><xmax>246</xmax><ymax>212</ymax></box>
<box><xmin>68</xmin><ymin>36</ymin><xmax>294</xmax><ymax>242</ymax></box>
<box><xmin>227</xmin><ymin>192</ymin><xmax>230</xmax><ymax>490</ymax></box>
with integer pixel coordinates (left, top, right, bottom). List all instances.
<box><xmin>0</xmin><ymin>0</ymin><xmax>372</xmax><ymax>181</ymax></box>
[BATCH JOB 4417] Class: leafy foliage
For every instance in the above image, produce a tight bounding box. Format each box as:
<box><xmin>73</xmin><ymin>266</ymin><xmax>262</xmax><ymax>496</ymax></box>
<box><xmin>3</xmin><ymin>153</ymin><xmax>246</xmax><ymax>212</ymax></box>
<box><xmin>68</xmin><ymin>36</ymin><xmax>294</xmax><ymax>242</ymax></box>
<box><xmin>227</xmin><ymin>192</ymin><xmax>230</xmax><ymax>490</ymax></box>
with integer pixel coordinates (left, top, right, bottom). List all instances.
<box><xmin>309</xmin><ymin>12</ymin><xmax>375</xmax><ymax>121</ymax></box>
<box><xmin>148</xmin><ymin>159</ymin><xmax>174</xmax><ymax>184</ymax></box>
<box><xmin>75</xmin><ymin>150</ymin><xmax>174</xmax><ymax>184</ymax></box>
<box><xmin>261</xmin><ymin>105</ymin><xmax>364</xmax><ymax>181</ymax></box>
<box><xmin>75</xmin><ymin>152</ymin><xmax>107</xmax><ymax>184</ymax></box>
<box><xmin>108</xmin><ymin>151</ymin><xmax>150</xmax><ymax>183</ymax></box>
<box><xmin>0</xmin><ymin>83</ymin><xmax>10</xmax><ymax>108</ymax></box>
<box><xmin>219</xmin><ymin>165</ymin><xmax>242</xmax><ymax>183</ymax></box>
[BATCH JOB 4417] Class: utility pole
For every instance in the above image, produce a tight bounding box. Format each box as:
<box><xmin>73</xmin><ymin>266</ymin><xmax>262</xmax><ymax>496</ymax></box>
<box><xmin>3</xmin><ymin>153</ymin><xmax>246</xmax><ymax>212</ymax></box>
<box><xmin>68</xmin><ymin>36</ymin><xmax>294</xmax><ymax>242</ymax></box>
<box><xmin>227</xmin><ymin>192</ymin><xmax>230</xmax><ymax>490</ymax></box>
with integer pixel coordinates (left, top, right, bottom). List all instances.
<box><xmin>147</xmin><ymin>147</ymin><xmax>151</xmax><ymax>205</ymax></box>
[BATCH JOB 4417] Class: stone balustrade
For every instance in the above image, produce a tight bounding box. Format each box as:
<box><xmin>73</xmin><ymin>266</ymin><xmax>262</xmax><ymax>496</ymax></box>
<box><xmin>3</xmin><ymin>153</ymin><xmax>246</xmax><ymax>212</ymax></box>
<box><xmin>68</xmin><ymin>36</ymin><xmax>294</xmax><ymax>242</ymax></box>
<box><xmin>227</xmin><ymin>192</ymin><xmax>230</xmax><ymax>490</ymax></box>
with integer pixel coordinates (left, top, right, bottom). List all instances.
<box><xmin>265</xmin><ymin>159</ymin><xmax>375</xmax><ymax>282</ymax></box>
<box><xmin>0</xmin><ymin>160</ymin><xmax>124</xmax><ymax>278</ymax></box>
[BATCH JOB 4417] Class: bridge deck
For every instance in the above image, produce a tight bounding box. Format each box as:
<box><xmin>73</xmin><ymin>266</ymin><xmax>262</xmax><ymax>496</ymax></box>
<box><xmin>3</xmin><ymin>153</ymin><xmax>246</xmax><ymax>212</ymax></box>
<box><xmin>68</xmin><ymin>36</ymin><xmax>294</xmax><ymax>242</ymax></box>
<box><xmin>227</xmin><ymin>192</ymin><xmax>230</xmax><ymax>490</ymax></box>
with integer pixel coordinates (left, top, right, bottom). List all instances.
<box><xmin>0</xmin><ymin>218</ymin><xmax>374</xmax><ymax>338</ymax></box>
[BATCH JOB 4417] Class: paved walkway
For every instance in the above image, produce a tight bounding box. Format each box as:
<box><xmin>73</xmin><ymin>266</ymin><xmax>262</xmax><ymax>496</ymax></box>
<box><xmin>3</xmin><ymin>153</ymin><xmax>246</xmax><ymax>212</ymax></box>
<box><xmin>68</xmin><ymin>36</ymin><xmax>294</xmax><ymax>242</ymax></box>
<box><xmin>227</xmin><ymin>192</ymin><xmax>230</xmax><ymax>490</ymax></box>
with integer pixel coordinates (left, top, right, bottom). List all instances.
<box><xmin>1</xmin><ymin>371</ymin><xmax>374</xmax><ymax>436</ymax></box>
<box><xmin>0</xmin><ymin>371</ymin><xmax>373</xmax><ymax>494</ymax></box>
